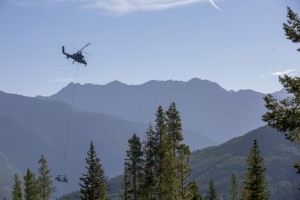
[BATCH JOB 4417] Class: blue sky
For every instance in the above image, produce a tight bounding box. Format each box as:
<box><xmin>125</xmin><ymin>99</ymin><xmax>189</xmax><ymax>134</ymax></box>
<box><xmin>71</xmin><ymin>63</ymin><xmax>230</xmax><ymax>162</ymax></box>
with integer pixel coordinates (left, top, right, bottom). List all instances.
<box><xmin>0</xmin><ymin>0</ymin><xmax>299</xmax><ymax>96</ymax></box>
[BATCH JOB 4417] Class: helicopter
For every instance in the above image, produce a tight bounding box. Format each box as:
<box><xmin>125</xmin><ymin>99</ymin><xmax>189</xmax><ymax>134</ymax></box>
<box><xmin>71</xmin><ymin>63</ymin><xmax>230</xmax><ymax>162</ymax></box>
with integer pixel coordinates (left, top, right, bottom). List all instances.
<box><xmin>55</xmin><ymin>174</ymin><xmax>68</xmax><ymax>183</ymax></box>
<box><xmin>62</xmin><ymin>42</ymin><xmax>91</xmax><ymax>66</ymax></box>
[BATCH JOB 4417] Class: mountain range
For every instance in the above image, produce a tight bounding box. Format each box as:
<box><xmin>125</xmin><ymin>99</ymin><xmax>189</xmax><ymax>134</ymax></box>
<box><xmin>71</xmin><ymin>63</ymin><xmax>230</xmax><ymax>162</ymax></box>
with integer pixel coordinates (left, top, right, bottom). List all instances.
<box><xmin>45</xmin><ymin>78</ymin><xmax>270</xmax><ymax>142</ymax></box>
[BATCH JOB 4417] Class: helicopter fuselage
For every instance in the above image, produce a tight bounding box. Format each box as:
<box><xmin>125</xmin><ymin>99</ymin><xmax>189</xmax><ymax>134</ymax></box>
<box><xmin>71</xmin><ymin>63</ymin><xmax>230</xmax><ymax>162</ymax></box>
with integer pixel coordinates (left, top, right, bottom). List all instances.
<box><xmin>62</xmin><ymin>46</ymin><xmax>87</xmax><ymax>65</ymax></box>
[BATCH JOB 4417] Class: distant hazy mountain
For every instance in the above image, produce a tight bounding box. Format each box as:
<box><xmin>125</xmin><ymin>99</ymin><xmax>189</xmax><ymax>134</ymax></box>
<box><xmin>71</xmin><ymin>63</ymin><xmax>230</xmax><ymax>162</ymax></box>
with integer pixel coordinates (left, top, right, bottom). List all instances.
<box><xmin>46</xmin><ymin>78</ymin><xmax>268</xmax><ymax>142</ymax></box>
<box><xmin>0</xmin><ymin>91</ymin><xmax>215</xmax><ymax>197</ymax></box>
<box><xmin>59</xmin><ymin>126</ymin><xmax>300</xmax><ymax>200</ymax></box>
<box><xmin>0</xmin><ymin>151</ymin><xmax>21</xmax><ymax>200</ymax></box>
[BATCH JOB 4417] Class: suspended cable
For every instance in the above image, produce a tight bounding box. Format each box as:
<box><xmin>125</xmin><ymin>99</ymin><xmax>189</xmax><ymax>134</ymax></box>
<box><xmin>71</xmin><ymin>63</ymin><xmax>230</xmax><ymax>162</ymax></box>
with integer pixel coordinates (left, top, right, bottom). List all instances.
<box><xmin>57</xmin><ymin>63</ymin><xmax>79</xmax><ymax>183</ymax></box>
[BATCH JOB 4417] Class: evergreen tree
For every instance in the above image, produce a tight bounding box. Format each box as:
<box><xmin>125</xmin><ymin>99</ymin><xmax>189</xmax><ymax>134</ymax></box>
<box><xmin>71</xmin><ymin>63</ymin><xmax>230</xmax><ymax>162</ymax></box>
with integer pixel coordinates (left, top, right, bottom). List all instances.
<box><xmin>37</xmin><ymin>155</ymin><xmax>55</xmax><ymax>200</ymax></box>
<box><xmin>263</xmin><ymin>7</ymin><xmax>300</xmax><ymax>177</ymax></box>
<box><xmin>242</xmin><ymin>140</ymin><xmax>268</xmax><ymax>200</ymax></box>
<box><xmin>155</xmin><ymin>104</ymin><xmax>178</xmax><ymax>200</ymax></box>
<box><xmin>186</xmin><ymin>181</ymin><xmax>202</xmax><ymax>200</ymax></box>
<box><xmin>11</xmin><ymin>174</ymin><xmax>22</xmax><ymax>200</ymax></box>
<box><xmin>204</xmin><ymin>179</ymin><xmax>217</xmax><ymax>200</ymax></box>
<box><xmin>141</xmin><ymin>124</ymin><xmax>157</xmax><ymax>199</ymax></box>
<box><xmin>230</xmin><ymin>173</ymin><xmax>238</xmax><ymax>200</ymax></box>
<box><xmin>154</xmin><ymin>106</ymin><xmax>169</xmax><ymax>199</ymax></box>
<box><xmin>154</xmin><ymin>106</ymin><xmax>167</xmax><ymax>149</ymax></box>
<box><xmin>283</xmin><ymin>7</ymin><xmax>300</xmax><ymax>51</ymax></box>
<box><xmin>125</xmin><ymin>133</ymin><xmax>143</xmax><ymax>200</ymax></box>
<box><xmin>122</xmin><ymin>163</ymin><xmax>131</xmax><ymax>200</ymax></box>
<box><xmin>262</xmin><ymin>75</ymin><xmax>300</xmax><ymax>175</ymax></box>
<box><xmin>178</xmin><ymin>144</ymin><xmax>191</xmax><ymax>199</ymax></box>
<box><xmin>166</xmin><ymin>102</ymin><xmax>190</xmax><ymax>200</ymax></box>
<box><xmin>24</xmin><ymin>168</ymin><xmax>39</xmax><ymax>200</ymax></box>
<box><xmin>166</xmin><ymin>102</ymin><xmax>183</xmax><ymax>158</ymax></box>
<box><xmin>79</xmin><ymin>141</ymin><xmax>109</xmax><ymax>200</ymax></box>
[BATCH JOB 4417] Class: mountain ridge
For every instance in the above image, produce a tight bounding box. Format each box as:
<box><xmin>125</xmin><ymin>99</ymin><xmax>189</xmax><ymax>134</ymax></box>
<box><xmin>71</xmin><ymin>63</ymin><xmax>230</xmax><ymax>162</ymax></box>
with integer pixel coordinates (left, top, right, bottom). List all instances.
<box><xmin>45</xmin><ymin>78</ymin><xmax>271</xmax><ymax>142</ymax></box>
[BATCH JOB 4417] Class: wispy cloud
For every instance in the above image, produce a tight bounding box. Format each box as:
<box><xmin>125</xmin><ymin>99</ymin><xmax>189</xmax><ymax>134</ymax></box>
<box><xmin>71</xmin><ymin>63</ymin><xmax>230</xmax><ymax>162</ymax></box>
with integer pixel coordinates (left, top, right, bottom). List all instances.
<box><xmin>260</xmin><ymin>69</ymin><xmax>297</xmax><ymax>78</ymax></box>
<box><xmin>271</xmin><ymin>69</ymin><xmax>297</xmax><ymax>76</ymax></box>
<box><xmin>86</xmin><ymin>0</ymin><xmax>221</xmax><ymax>13</ymax></box>
<box><xmin>9</xmin><ymin>0</ymin><xmax>221</xmax><ymax>13</ymax></box>
<box><xmin>209</xmin><ymin>0</ymin><xmax>221</xmax><ymax>10</ymax></box>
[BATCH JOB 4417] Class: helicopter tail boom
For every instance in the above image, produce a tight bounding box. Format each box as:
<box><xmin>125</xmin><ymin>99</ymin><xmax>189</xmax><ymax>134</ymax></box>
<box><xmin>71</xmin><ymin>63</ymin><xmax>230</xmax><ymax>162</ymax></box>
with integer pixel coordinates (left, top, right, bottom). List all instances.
<box><xmin>62</xmin><ymin>46</ymin><xmax>69</xmax><ymax>59</ymax></box>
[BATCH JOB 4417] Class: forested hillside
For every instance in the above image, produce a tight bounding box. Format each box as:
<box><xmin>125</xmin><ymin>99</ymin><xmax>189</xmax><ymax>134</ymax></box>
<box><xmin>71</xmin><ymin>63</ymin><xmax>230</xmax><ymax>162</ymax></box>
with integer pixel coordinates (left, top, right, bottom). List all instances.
<box><xmin>59</xmin><ymin>126</ymin><xmax>300</xmax><ymax>200</ymax></box>
<box><xmin>190</xmin><ymin>126</ymin><xmax>300</xmax><ymax>200</ymax></box>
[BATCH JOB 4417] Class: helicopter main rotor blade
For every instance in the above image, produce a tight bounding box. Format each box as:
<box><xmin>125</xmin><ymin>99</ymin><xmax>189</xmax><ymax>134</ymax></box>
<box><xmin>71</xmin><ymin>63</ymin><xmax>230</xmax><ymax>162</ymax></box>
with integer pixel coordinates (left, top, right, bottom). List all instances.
<box><xmin>78</xmin><ymin>42</ymin><xmax>91</xmax><ymax>52</ymax></box>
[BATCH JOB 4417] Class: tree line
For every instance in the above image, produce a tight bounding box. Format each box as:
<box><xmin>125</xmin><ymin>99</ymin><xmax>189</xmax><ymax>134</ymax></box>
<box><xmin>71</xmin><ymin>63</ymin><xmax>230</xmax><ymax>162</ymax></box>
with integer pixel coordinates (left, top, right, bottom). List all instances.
<box><xmin>10</xmin><ymin>102</ymin><xmax>270</xmax><ymax>200</ymax></box>
<box><xmin>120</xmin><ymin>103</ymin><xmax>269</xmax><ymax>200</ymax></box>
<box><xmin>11</xmin><ymin>155</ymin><xmax>55</xmax><ymax>200</ymax></box>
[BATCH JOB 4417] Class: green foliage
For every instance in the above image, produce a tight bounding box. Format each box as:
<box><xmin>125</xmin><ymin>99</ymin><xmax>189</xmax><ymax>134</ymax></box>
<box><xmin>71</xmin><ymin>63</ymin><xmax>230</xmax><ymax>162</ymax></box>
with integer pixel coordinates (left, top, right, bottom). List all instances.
<box><xmin>79</xmin><ymin>141</ymin><xmax>109</xmax><ymax>200</ymax></box>
<box><xmin>124</xmin><ymin>133</ymin><xmax>144</xmax><ymax>200</ymax></box>
<box><xmin>178</xmin><ymin>144</ymin><xmax>191</xmax><ymax>199</ymax></box>
<box><xmin>230</xmin><ymin>173</ymin><xmax>238</xmax><ymax>200</ymax></box>
<box><xmin>120</xmin><ymin>103</ymin><xmax>191</xmax><ymax>200</ymax></box>
<box><xmin>186</xmin><ymin>181</ymin><xmax>202</xmax><ymax>200</ymax></box>
<box><xmin>122</xmin><ymin>163</ymin><xmax>131</xmax><ymax>200</ymax></box>
<box><xmin>24</xmin><ymin>168</ymin><xmax>38</xmax><ymax>200</ymax></box>
<box><xmin>140</xmin><ymin>124</ymin><xmax>157</xmax><ymax>199</ymax></box>
<box><xmin>283</xmin><ymin>7</ymin><xmax>300</xmax><ymax>51</ymax></box>
<box><xmin>37</xmin><ymin>155</ymin><xmax>55</xmax><ymax>200</ymax></box>
<box><xmin>263</xmin><ymin>6</ymin><xmax>300</xmax><ymax>187</ymax></box>
<box><xmin>11</xmin><ymin>174</ymin><xmax>22</xmax><ymax>200</ymax></box>
<box><xmin>204</xmin><ymin>179</ymin><xmax>217</xmax><ymax>200</ymax></box>
<box><xmin>262</xmin><ymin>75</ymin><xmax>300</xmax><ymax>144</ymax></box>
<box><xmin>166</xmin><ymin>102</ymin><xmax>183</xmax><ymax>158</ymax></box>
<box><xmin>262</xmin><ymin>75</ymin><xmax>300</xmax><ymax>179</ymax></box>
<box><xmin>242</xmin><ymin>140</ymin><xmax>268</xmax><ymax>200</ymax></box>
<box><xmin>154</xmin><ymin>105</ymin><xmax>170</xmax><ymax>199</ymax></box>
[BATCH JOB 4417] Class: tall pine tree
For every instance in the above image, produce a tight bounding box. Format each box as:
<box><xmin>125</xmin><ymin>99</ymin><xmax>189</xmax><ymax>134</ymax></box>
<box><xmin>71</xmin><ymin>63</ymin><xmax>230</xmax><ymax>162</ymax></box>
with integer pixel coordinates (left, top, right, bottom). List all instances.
<box><xmin>178</xmin><ymin>144</ymin><xmax>191</xmax><ymax>199</ymax></box>
<box><xmin>154</xmin><ymin>106</ymin><xmax>169</xmax><ymax>199</ymax></box>
<box><xmin>125</xmin><ymin>133</ymin><xmax>144</xmax><ymax>200</ymax></box>
<box><xmin>263</xmin><ymin>7</ymin><xmax>300</xmax><ymax>177</ymax></box>
<box><xmin>166</xmin><ymin>102</ymin><xmax>190</xmax><ymax>200</ymax></box>
<box><xmin>166</xmin><ymin>102</ymin><xmax>183</xmax><ymax>158</ymax></box>
<box><xmin>186</xmin><ymin>181</ymin><xmax>202</xmax><ymax>200</ymax></box>
<box><xmin>11</xmin><ymin>174</ymin><xmax>22</xmax><ymax>200</ymax></box>
<box><xmin>230</xmin><ymin>173</ymin><xmax>238</xmax><ymax>200</ymax></box>
<box><xmin>37</xmin><ymin>155</ymin><xmax>56</xmax><ymax>200</ymax></box>
<box><xmin>204</xmin><ymin>178</ymin><xmax>217</xmax><ymax>200</ymax></box>
<box><xmin>242</xmin><ymin>140</ymin><xmax>268</xmax><ymax>200</ymax></box>
<box><xmin>79</xmin><ymin>141</ymin><xmax>108</xmax><ymax>200</ymax></box>
<box><xmin>122</xmin><ymin>163</ymin><xmax>131</xmax><ymax>200</ymax></box>
<box><xmin>24</xmin><ymin>168</ymin><xmax>39</xmax><ymax>200</ymax></box>
<box><xmin>141</xmin><ymin>124</ymin><xmax>157</xmax><ymax>199</ymax></box>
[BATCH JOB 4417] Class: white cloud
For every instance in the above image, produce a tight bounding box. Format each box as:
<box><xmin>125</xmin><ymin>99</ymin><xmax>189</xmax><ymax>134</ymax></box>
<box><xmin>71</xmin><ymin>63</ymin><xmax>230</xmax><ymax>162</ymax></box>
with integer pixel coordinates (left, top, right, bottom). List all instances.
<box><xmin>209</xmin><ymin>0</ymin><xmax>221</xmax><ymax>10</ymax></box>
<box><xmin>9</xmin><ymin>0</ymin><xmax>221</xmax><ymax>13</ymax></box>
<box><xmin>87</xmin><ymin>0</ymin><xmax>221</xmax><ymax>13</ymax></box>
<box><xmin>271</xmin><ymin>69</ymin><xmax>297</xmax><ymax>76</ymax></box>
